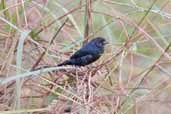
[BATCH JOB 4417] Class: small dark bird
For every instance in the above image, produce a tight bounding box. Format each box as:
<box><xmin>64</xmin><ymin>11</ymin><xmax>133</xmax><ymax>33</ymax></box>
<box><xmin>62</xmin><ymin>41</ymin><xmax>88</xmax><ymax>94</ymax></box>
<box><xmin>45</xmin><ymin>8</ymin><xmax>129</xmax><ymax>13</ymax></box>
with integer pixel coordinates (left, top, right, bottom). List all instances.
<box><xmin>58</xmin><ymin>37</ymin><xmax>108</xmax><ymax>66</ymax></box>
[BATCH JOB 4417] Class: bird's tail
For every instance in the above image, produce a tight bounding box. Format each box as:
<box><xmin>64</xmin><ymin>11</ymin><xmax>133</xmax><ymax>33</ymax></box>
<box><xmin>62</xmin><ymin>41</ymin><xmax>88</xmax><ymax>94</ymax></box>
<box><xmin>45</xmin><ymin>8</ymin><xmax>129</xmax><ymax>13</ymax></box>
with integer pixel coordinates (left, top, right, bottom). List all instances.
<box><xmin>57</xmin><ymin>60</ymin><xmax>71</xmax><ymax>66</ymax></box>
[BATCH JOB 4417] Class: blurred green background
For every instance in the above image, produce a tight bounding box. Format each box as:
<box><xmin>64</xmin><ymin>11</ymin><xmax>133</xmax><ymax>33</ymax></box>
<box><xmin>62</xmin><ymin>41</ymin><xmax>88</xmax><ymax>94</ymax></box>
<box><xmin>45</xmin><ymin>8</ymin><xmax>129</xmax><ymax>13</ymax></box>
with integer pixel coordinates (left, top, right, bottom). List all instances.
<box><xmin>0</xmin><ymin>0</ymin><xmax>171</xmax><ymax>114</ymax></box>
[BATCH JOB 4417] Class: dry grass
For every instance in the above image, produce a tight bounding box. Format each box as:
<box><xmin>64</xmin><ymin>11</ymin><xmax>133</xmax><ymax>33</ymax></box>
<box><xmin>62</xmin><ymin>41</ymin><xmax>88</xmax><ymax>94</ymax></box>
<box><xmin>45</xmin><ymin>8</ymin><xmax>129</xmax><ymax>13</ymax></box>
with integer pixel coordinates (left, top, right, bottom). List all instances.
<box><xmin>0</xmin><ymin>0</ymin><xmax>171</xmax><ymax>114</ymax></box>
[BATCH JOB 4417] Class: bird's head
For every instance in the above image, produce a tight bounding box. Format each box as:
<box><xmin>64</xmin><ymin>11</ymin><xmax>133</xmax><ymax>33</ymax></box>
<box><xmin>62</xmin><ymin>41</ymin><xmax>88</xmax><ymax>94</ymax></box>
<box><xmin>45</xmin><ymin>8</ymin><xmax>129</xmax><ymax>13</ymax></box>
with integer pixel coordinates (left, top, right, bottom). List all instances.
<box><xmin>93</xmin><ymin>37</ymin><xmax>108</xmax><ymax>49</ymax></box>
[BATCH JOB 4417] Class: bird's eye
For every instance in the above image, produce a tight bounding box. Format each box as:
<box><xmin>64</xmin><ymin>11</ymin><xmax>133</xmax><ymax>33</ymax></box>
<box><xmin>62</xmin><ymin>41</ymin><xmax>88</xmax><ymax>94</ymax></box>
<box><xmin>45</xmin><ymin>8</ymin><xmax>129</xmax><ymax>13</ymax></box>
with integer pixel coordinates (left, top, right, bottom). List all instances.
<box><xmin>99</xmin><ymin>42</ymin><xmax>103</xmax><ymax>46</ymax></box>
<box><xmin>95</xmin><ymin>41</ymin><xmax>103</xmax><ymax>47</ymax></box>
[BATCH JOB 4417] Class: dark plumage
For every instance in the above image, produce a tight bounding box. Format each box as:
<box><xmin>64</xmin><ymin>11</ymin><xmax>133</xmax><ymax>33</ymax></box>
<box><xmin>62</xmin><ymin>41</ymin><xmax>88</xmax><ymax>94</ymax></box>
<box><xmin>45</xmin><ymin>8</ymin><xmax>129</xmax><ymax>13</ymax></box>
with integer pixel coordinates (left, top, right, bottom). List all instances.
<box><xmin>58</xmin><ymin>37</ymin><xmax>108</xmax><ymax>66</ymax></box>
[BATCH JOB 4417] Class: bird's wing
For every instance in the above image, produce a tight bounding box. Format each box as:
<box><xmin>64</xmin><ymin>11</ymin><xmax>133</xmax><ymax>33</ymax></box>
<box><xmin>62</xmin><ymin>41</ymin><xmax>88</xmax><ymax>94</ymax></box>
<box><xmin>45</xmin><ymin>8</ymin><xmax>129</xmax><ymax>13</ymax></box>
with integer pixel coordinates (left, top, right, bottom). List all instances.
<box><xmin>58</xmin><ymin>53</ymin><xmax>100</xmax><ymax>66</ymax></box>
<box><xmin>70</xmin><ymin>49</ymin><xmax>90</xmax><ymax>59</ymax></box>
<box><xmin>79</xmin><ymin>54</ymin><xmax>99</xmax><ymax>65</ymax></box>
<box><xmin>70</xmin><ymin>42</ymin><xmax>95</xmax><ymax>59</ymax></box>
<box><xmin>72</xmin><ymin>54</ymin><xmax>99</xmax><ymax>66</ymax></box>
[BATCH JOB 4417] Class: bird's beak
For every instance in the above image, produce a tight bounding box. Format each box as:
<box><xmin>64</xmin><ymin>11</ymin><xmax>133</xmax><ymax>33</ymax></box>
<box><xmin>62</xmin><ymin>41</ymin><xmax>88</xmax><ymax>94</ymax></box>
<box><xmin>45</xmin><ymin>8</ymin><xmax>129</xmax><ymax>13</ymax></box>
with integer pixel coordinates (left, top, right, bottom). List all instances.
<box><xmin>104</xmin><ymin>41</ymin><xmax>108</xmax><ymax>45</ymax></box>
